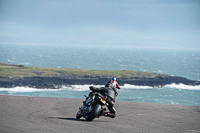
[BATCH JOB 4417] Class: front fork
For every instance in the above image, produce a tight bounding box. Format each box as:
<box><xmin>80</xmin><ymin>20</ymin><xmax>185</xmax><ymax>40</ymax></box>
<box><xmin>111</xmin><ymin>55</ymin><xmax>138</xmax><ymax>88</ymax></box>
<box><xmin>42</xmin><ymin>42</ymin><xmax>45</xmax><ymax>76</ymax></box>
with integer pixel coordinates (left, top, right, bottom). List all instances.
<box><xmin>80</xmin><ymin>95</ymin><xmax>95</xmax><ymax>115</ymax></box>
<box><xmin>84</xmin><ymin>94</ymin><xmax>95</xmax><ymax>105</ymax></box>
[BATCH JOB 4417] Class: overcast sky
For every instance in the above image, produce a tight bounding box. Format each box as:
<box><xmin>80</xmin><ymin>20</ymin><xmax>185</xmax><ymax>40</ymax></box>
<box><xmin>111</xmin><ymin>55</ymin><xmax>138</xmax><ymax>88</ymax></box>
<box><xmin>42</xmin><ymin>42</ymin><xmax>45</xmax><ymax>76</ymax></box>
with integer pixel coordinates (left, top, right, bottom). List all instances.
<box><xmin>0</xmin><ymin>0</ymin><xmax>200</xmax><ymax>49</ymax></box>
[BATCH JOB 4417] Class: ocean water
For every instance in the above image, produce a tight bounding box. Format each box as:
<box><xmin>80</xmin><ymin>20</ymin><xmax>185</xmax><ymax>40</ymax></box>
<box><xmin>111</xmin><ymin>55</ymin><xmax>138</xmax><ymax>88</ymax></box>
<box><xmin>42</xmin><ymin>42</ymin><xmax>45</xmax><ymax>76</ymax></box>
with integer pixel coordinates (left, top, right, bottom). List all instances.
<box><xmin>0</xmin><ymin>44</ymin><xmax>200</xmax><ymax>106</ymax></box>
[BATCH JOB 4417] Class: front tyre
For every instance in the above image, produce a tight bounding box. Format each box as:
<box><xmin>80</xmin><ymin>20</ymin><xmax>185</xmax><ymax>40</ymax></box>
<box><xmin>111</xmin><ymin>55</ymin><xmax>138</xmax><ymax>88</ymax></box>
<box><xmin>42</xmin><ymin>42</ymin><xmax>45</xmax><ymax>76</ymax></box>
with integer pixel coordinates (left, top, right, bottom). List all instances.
<box><xmin>76</xmin><ymin>109</ymin><xmax>82</xmax><ymax>119</ymax></box>
<box><xmin>85</xmin><ymin>104</ymin><xmax>102</xmax><ymax>121</ymax></box>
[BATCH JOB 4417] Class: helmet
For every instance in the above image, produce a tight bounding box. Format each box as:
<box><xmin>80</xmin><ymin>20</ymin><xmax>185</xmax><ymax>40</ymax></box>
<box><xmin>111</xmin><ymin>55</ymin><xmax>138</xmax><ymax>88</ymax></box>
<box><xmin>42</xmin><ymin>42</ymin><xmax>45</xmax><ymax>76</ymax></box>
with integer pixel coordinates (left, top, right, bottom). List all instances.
<box><xmin>112</xmin><ymin>77</ymin><xmax>116</xmax><ymax>81</ymax></box>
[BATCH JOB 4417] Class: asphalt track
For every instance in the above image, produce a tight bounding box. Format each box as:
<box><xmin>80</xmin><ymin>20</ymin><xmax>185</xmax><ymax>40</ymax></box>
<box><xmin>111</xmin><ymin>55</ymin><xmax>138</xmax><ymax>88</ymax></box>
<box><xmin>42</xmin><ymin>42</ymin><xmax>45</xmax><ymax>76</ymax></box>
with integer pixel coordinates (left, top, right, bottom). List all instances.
<box><xmin>0</xmin><ymin>95</ymin><xmax>200</xmax><ymax>133</ymax></box>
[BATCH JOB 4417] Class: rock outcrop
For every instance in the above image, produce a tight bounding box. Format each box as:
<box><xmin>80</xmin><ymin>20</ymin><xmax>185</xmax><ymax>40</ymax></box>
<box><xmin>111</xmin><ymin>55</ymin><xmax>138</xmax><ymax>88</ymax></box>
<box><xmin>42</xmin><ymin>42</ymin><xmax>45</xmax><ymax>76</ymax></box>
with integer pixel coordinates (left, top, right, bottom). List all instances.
<box><xmin>0</xmin><ymin>74</ymin><xmax>199</xmax><ymax>89</ymax></box>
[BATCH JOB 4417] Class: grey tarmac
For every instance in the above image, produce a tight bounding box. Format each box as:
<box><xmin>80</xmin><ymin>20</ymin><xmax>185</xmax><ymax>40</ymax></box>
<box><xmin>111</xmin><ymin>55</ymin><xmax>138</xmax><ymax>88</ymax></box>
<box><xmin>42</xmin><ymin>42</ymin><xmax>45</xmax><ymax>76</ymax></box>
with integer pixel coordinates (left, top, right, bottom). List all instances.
<box><xmin>0</xmin><ymin>95</ymin><xmax>200</xmax><ymax>133</ymax></box>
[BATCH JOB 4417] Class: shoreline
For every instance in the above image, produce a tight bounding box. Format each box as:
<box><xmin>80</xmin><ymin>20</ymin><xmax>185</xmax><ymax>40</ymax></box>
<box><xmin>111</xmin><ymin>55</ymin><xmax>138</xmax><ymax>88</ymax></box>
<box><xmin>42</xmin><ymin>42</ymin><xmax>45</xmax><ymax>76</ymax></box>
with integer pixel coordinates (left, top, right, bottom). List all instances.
<box><xmin>1</xmin><ymin>74</ymin><xmax>199</xmax><ymax>89</ymax></box>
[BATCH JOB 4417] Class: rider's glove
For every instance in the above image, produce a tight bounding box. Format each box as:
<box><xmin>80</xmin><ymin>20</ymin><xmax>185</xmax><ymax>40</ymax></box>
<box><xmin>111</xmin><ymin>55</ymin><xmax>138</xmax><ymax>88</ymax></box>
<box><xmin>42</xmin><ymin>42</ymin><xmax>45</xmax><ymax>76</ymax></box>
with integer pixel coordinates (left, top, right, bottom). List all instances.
<box><xmin>89</xmin><ymin>86</ymin><xmax>94</xmax><ymax>91</ymax></box>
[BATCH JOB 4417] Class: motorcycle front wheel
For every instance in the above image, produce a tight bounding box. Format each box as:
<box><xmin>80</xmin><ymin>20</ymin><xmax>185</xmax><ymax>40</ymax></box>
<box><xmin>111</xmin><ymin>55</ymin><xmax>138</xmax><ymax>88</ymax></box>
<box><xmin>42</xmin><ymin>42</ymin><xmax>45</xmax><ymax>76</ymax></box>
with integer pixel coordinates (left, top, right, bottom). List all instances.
<box><xmin>85</xmin><ymin>103</ymin><xmax>102</xmax><ymax>121</ymax></box>
<box><xmin>76</xmin><ymin>109</ymin><xmax>83</xmax><ymax>119</ymax></box>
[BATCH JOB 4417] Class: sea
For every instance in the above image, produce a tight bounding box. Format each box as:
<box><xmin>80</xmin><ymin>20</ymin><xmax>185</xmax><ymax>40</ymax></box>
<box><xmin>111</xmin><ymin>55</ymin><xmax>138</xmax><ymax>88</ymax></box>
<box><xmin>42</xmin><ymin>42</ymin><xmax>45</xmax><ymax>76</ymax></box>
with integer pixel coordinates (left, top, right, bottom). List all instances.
<box><xmin>0</xmin><ymin>44</ymin><xmax>200</xmax><ymax>106</ymax></box>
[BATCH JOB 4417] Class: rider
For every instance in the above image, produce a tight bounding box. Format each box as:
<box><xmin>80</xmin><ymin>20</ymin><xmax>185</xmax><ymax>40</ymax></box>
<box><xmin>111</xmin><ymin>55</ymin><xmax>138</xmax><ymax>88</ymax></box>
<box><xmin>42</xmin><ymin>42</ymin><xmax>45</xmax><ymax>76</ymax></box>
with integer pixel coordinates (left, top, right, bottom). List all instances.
<box><xmin>105</xmin><ymin>77</ymin><xmax>120</xmax><ymax>90</ymax></box>
<box><xmin>89</xmin><ymin>77</ymin><xmax>120</xmax><ymax>118</ymax></box>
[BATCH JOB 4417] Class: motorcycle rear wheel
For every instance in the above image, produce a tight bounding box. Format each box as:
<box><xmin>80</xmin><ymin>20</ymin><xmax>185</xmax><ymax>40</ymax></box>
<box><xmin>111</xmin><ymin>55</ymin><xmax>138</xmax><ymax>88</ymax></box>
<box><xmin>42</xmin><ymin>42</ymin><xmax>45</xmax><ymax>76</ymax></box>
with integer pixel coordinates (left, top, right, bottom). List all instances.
<box><xmin>85</xmin><ymin>104</ymin><xmax>102</xmax><ymax>121</ymax></box>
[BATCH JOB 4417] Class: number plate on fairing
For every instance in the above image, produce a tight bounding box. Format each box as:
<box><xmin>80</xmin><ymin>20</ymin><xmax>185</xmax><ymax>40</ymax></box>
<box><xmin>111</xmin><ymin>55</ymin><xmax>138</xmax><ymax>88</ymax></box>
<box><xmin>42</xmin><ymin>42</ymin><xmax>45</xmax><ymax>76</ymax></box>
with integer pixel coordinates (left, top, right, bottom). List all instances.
<box><xmin>100</xmin><ymin>98</ymin><xmax>106</xmax><ymax>104</ymax></box>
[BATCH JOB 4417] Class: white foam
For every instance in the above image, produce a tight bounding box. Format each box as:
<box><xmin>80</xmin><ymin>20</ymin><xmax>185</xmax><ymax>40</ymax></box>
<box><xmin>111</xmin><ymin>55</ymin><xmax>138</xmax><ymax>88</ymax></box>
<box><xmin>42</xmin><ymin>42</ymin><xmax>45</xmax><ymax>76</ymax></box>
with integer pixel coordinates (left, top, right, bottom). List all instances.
<box><xmin>7</xmin><ymin>59</ymin><xmax>15</xmax><ymax>62</ymax></box>
<box><xmin>62</xmin><ymin>84</ymin><xmax>153</xmax><ymax>91</ymax></box>
<box><xmin>121</xmin><ymin>84</ymin><xmax>153</xmax><ymax>89</ymax></box>
<box><xmin>1</xmin><ymin>83</ymin><xmax>199</xmax><ymax>93</ymax></box>
<box><xmin>62</xmin><ymin>85</ymin><xmax>104</xmax><ymax>91</ymax></box>
<box><xmin>0</xmin><ymin>86</ymin><xmax>60</xmax><ymax>92</ymax></box>
<box><xmin>165</xmin><ymin>83</ymin><xmax>200</xmax><ymax>90</ymax></box>
<box><xmin>0</xmin><ymin>84</ymin><xmax>156</xmax><ymax>93</ymax></box>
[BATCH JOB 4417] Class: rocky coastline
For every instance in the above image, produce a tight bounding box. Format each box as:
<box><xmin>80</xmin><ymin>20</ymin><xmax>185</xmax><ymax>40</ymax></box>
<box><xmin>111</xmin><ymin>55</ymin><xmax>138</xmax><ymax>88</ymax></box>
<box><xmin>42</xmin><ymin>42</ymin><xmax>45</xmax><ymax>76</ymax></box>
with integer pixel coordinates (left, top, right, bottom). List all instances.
<box><xmin>0</xmin><ymin>63</ymin><xmax>199</xmax><ymax>89</ymax></box>
<box><xmin>0</xmin><ymin>74</ymin><xmax>200</xmax><ymax>89</ymax></box>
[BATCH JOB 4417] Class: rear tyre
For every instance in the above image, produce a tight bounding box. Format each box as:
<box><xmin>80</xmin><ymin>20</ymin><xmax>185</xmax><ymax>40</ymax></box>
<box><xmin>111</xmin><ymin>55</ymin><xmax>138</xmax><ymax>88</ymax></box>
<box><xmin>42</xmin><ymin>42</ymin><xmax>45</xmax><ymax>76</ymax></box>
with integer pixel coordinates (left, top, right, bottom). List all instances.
<box><xmin>85</xmin><ymin>104</ymin><xmax>102</xmax><ymax>121</ymax></box>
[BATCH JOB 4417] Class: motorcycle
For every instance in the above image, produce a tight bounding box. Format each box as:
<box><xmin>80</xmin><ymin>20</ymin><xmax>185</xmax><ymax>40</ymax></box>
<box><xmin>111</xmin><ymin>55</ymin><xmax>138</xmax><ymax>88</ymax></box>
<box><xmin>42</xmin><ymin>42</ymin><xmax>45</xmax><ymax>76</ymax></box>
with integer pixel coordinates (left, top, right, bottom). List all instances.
<box><xmin>76</xmin><ymin>91</ymin><xmax>108</xmax><ymax>121</ymax></box>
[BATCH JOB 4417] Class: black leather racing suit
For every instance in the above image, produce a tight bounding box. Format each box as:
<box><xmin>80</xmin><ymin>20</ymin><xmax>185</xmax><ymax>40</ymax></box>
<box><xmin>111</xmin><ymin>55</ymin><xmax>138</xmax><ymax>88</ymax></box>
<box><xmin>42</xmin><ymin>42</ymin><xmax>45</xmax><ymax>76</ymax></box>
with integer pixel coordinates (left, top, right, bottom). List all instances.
<box><xmin>89</xmin><ymin>86</ymin><xmax>118</xmax><ymax>118</ymax></box>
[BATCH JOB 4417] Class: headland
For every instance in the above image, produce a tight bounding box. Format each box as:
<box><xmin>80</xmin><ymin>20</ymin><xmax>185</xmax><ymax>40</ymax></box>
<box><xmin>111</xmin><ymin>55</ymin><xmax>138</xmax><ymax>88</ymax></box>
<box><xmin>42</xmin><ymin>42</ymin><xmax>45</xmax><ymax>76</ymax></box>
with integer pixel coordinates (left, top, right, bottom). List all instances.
<box><xmin>0</xmin><ymin>63</ymin><xmax>199</xmax><ymax>89</ymax></box>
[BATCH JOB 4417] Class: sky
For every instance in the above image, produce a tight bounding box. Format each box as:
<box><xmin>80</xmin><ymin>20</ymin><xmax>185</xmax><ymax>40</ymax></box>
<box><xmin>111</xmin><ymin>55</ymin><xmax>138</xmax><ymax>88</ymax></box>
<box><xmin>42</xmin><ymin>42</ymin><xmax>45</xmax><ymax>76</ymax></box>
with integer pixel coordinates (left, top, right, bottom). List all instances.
<box><xmin>0</xmin><ymin>0</ymin><xmax>200</xmax><ymax>49</ymax></box>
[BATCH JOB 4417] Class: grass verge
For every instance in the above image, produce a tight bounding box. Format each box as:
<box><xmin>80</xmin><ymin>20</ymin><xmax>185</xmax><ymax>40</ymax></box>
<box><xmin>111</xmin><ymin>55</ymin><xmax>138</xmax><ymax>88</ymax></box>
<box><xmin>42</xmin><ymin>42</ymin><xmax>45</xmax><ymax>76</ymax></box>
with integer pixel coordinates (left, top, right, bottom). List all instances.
<box><xmin>0</xmin><ymin>63</ymin><xmax>146</xmax><ymax>77</ymax></box>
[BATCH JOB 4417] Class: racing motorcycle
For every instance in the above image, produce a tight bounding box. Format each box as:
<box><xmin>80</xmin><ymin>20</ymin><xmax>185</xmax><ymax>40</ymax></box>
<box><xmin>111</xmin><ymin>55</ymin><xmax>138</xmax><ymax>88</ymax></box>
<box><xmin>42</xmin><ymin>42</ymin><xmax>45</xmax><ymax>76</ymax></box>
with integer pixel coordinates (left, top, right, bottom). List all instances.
<box><xmin>76</xmin><ymin>91</ymin><xmax>108</xmax><ymax>121</ymax></box>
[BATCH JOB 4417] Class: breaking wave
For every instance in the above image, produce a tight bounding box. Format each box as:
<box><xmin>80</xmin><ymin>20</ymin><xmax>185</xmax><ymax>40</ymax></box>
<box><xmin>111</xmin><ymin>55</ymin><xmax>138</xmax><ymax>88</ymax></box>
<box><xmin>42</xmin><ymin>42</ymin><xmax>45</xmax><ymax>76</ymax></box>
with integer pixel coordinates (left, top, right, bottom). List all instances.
<box><xmin>0</xmin><ymin>83</ymin><xmax>199</xmax><ymax>93</ymax></box>
<box><xmin>0</xmin><ymin>86</ymin><xmax>60</xmax><ymax>93</ymax></box>
<box><xmin>122</xmin><ymin>84</ymin><xmax>153</xmax><ymax>89</ymax></box>
<box><xmin>61</xmin><ymin>84</ymin><xmax>154</xmax><ymax>91</ymax></box>
<box><xmin>62</xmin><ymin>85</ymin><xmax>103</xmax><ymax>91</ymax></box>
<box><xmin>165</xmin><ymin>83</ymin><xmax>200</xmax><ymax>90</ymax></box>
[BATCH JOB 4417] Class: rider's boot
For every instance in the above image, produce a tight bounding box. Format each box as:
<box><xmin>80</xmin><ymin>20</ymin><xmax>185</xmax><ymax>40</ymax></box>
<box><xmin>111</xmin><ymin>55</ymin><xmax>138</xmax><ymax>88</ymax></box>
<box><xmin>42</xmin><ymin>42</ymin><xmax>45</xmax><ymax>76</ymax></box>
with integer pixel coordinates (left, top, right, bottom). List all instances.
<box><xmin>97</xmin><ymin>108</ymin><xmax>106</xmax><ymax>118</ymax></box>
<box><xmin>104</xmin><ymin>112</ymin><xmax>115</xmax><ymax>118</ymax></box>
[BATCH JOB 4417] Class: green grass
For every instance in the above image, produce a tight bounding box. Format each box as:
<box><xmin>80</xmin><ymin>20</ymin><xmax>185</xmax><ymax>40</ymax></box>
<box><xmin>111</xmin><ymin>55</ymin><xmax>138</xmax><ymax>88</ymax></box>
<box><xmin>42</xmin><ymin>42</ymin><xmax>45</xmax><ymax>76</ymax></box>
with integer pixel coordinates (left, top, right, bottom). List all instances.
<box><xmin>0</xmin><ymin>63</ymin><xmax>147</xmax><ymax>77</ymax></box>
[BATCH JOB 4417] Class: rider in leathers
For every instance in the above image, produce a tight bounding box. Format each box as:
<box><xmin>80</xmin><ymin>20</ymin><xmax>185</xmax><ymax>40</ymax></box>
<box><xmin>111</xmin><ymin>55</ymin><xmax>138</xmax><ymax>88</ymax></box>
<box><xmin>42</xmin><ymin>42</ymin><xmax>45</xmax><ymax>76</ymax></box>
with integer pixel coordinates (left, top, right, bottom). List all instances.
<box><xmin>89</xmin><ymin>77</ymin><xmax>120</xmax><ymax>118</ymax></box>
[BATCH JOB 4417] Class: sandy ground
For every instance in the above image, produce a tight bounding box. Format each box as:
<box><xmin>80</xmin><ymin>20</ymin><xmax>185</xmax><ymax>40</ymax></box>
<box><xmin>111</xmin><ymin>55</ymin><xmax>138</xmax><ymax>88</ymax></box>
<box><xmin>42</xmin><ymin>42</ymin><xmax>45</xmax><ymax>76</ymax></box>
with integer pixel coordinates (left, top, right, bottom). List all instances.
<box><xmin>0</xmin><ymin>95</ymin><xmax>200</xmax><ymax>133</ymax></box>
